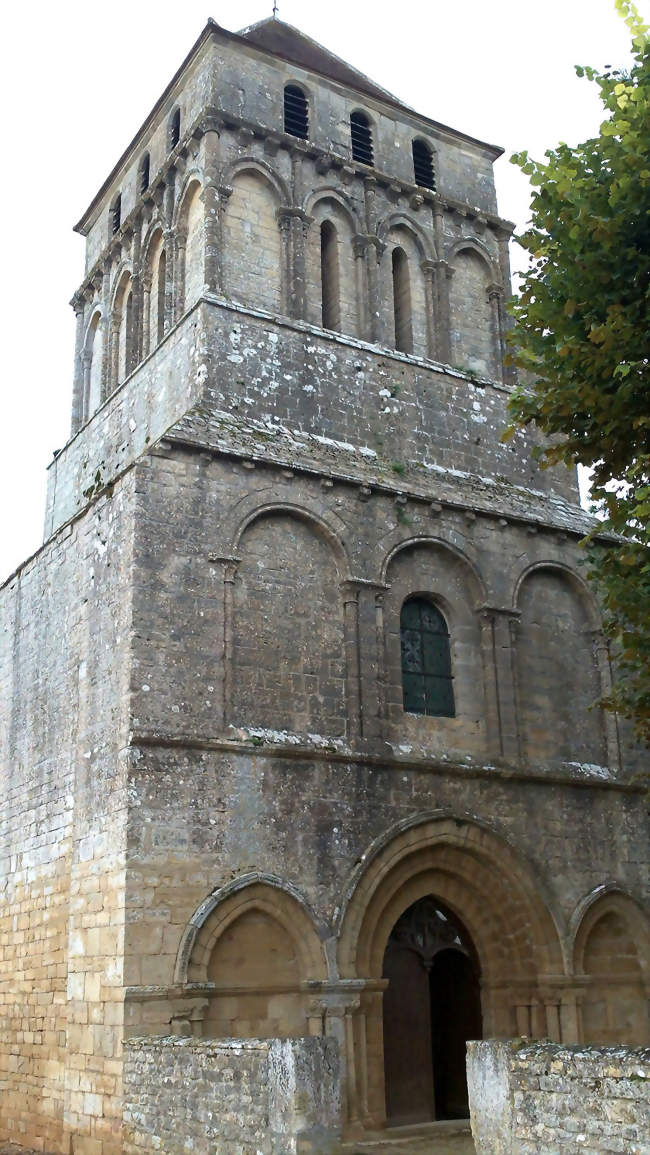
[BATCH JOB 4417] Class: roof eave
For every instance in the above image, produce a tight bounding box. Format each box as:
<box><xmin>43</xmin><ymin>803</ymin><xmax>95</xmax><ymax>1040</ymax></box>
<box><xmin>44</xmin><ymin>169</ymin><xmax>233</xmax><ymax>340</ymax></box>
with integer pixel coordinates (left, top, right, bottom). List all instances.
<box><xmin>73</xmin><ymin>19</ymin><xmax>222</xmax><ymax>236</ymax></box>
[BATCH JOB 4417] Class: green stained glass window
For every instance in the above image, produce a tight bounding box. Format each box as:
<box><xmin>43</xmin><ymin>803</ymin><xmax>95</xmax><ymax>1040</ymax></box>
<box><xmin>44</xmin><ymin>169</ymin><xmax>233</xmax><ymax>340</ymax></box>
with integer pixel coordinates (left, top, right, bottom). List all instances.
<box><xmin>400</xmin><ymin>598</ymin><xmax>455</xmax><ymax>717</ymax></box>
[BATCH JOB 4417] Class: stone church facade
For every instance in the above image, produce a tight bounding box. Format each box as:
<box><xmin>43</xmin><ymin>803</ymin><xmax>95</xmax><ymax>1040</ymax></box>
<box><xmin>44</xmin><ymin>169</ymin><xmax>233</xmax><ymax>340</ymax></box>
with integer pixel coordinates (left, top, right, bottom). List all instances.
<box><xmin>1</xmin><ymin>16</ymin><xmax>648</xmax><ymax>1154</ymax></box>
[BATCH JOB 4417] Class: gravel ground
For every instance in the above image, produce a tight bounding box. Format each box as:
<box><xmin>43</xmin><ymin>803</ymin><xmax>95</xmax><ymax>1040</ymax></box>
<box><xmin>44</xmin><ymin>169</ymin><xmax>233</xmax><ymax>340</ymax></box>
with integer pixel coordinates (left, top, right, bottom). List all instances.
<box><xmin>1</xmin><ymin>1133</ymin><xmax>475</xmax><ymax>1155</ymax></box>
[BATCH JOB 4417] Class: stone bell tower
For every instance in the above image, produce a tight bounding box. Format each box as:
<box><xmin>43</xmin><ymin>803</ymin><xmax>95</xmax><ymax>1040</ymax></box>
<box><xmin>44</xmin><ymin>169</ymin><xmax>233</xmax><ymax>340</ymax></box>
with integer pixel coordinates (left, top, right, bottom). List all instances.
<box><xmin>1</xmin><ymin>15</ymin><xmax>647</xmax><ymax>1155</ymax></box>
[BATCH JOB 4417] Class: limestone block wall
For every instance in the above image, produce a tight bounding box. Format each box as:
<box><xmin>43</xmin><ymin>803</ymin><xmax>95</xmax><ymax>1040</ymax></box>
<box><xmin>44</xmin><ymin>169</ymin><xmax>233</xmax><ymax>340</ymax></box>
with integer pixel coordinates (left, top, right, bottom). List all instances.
<box><xmin>122</xmin><ymin>1035</ymin><xmax>341</xmax><ymax>1155</ymax></box>
<box><xmin>49</xmin><ymin>296</ymin><xmax>581</xmax><ymax>547</ymax></box>
<box><xmin>198</xmin><ymin>301</ymin><xmax>575</xmax><ymax>498</ymax></box>
<box><xmin>45</xmin><ymin>306</ymin><xmax>207</xmax><ymax>537</ymax></box>
<box><xmin>0</xmin><ymin>476</ymin><xmax>136</xmax><ymax>1153</ymax></box>
<box><xmin>126</xmin><ymin>446</ymin><xmax>623</xmax><ymax>770</ymax></box>
<box><xmin>467</xmin><ymin>1039</ymin><xmax>650</xmax><ymax>1155</ymax></box>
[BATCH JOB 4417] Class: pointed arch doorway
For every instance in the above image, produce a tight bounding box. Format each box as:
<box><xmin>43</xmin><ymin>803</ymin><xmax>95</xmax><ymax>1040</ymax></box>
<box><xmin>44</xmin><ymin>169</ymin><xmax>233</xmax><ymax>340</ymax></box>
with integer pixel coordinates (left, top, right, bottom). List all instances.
<box><xmin>382</xmin><ymin>897</ymin><xmax>482</xmax><ymax>1125</ymax></box>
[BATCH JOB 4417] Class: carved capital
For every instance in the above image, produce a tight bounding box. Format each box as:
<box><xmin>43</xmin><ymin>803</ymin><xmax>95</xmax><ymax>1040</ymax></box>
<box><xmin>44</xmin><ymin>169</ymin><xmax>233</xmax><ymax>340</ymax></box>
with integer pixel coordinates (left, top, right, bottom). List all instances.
<box><xmin>366</xmin><ymin>234</ymin><xmax>386</xmax><ymax>259</ymax></box>
<box><xmin>206</xmin><ymin>554</ymin><xmax>241</xmax><ymax>583</ymax></box>
<box><xmin>352</xmin><ymin>234</ymin><xmax>368</xmax><ymax>259</ymax></box>
<box><xmin>476</xmin><ymin>604</ymin><xmax>521</xmax><ymax>623</ymax></box>
<box><xmin>197</xmin><ymin>107</ymin><xmax>222</xmax><ymax>137</ymax></box>
<box><xmin>263</xmin><ymin>135</ymin><xmax>281</xmax><ymax>157</ymax></box>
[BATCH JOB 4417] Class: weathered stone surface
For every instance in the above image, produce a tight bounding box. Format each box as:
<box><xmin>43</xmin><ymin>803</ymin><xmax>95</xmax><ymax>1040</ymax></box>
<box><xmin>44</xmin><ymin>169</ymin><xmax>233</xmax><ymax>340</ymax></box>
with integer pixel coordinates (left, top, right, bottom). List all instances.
<box><xmin>122</xmin><ymin>1035</ymin><xmax>341</xmax><ymax>1154</ymax></box>
<box><xmin>467</xmin><ymin>1040</ymin><xmax>650</xmax><ymax>1155</ymax></box>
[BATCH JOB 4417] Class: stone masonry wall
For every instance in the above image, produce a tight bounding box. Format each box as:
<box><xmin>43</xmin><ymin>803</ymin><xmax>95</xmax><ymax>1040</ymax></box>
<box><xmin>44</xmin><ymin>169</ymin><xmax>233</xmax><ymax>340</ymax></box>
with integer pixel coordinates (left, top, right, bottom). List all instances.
<box><xmin>467</xmin><ymin>1039</ymin><xmax>650</xmax><ymax>1155</ymax></box>
<box><xmin>122</xmin><ymin>1036</ymin><xmax>341</xmax><ymax>1155</ymax></box>
<box><xmin>0</xmin><ymin>476</ymin><xmax>136</xmax><ymax>1154</ymax></box>
<box><xmin>48</xmin><ymin>299</ymin><xmax>580</xmax><ymax>541</ymax></box>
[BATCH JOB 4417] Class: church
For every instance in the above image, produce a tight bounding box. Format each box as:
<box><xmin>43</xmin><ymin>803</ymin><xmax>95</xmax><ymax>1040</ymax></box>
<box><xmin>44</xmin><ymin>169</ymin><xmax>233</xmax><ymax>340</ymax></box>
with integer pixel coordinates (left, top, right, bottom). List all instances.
<box><xmin>1</xmin><ymin>15</ymin><xmax>647</xmax><ymax>1154</ymax></box>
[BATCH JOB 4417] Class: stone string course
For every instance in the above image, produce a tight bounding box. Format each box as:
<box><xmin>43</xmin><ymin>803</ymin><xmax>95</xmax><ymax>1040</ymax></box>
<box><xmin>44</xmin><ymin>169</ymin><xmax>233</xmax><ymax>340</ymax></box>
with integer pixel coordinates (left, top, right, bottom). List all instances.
<box><xmin>467</xmin><ymin>1040</ymin><xmax>650</xmax><ymax>1155</ymax></box>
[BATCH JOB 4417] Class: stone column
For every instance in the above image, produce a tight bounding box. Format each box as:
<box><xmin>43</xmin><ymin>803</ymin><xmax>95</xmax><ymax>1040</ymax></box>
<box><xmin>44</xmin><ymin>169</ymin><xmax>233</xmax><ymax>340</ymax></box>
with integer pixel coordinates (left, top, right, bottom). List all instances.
<box><xmin>592</xmin><ymin>629</ymin><xmax>621</xmax><ymax>769</ymax></box>
<box><xmin>366</xmin><ymin>236</ymin><xmax>385</xmax><ymax>345</ymax></box>
<box><xmin>218</xmin><ymin>556</ymin><xmax>241</xmax><ymax>730</ymax></box>
<box><xmin>141</xmin><ymin>275</ymin><xmax>152</xmax><ymax>360</ymax></box>
<box><xmin>174</xmin><ymin>227</ymin><xmax>187</xmax><ymax>322</ymax></box>
<box><xmin>433</xmin><ymin>260</ymin><xmax>452</xmax><ymax>364</ymax></box>
<box><xmin>496</xmin><ymin>226</ymin><xmax>517</xmax><ymax>385</ymax></box>
<box><xmin>109</xmin><ymin>310</ymin><xmax>121</xmax><ymax>392</ymax></box>
<box><xmin>163</xmin><ymin>228</ymin><xmax>175</xmax><ymax>335</ymax></box>
<box><xmin>341</xmin><ymin>582</ymin><xmax>362</xmax><ymax>741</ymax></box>
<box><xmin>559</xmin><ymin>990</ymin><xmax>581</xmax><ymax>1043</ymax></box>
<box><xmin>363</xmin><ymin>175</ymin><xmax>377</xmax><ymax>235</ymax></box>
<box><xmin>488</xmin><ymin>282</ymin><xmax>505</xmax><ymax>383</ymax></box>
<box><xmin>293</xmin><ymin>212</ymin><xmax>312</xmax><ymax>321</ymax></box>
<box><xmin>81</xmin><ymin>351</ymin><xmax>93</xmax><ymax>421</ymax></box>
<box><xmin>100</xmin><ymin>259</ymin><xmax>111</xmax><ymax>400</ymax></box>
<box><xmin>277</xmin><ymin>207</ymin><xmax>312</xmax><ymax>320</ymax></box>
<box><xmin>277</xmin><ymin>208</ymin><xmax>293</xmax><ymax>317</ymax></box>
<box><xmin>317</xmin><ymin>991</ymin><xmax>363</xmax><ymax>1130</ymax></box>
<box><xmin>131</xmin><ymin>215</ymin><xmax>143</xmax><ymax>364</ymax></box>
<box><xmin>477</xmin><ymin>606</ymin><xmax>521</xmax><ymax>763</ymax></box>
<box><xmin>420</xmin><ymin>259</ymin><xmax>438</xmax><ymax>360</ymax></box>
<box><xmin>353</xmin><ymin>234</ymin><xmax>370</xmax><ymax>341</ymax></box>
<box><xmin>70</xmin><ymin>294</ymin><xmax>86</xmax><ymax>436</ymax></box>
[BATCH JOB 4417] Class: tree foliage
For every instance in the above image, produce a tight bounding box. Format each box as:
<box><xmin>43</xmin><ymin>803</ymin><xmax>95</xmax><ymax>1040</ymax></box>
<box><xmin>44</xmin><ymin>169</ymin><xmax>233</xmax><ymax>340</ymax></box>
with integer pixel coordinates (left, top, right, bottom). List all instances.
<box><xmin>507</xmin><ymin>0</ymin><xmax>650</xmax><ymax>742</ymax></box>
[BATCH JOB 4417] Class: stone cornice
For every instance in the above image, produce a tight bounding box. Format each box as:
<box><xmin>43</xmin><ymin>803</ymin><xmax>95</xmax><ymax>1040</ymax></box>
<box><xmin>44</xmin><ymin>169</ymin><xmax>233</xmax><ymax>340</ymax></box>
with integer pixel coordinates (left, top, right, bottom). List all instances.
<box><xmin>126</xmin><ymin>729</ymin><xmax>643</xmax><ymax>794</ymax></box>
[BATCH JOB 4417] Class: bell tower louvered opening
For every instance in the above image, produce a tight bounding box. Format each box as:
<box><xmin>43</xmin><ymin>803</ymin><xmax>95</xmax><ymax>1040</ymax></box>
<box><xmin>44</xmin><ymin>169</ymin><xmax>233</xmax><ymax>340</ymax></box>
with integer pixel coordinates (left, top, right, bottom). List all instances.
<box><xmin>412</xmin><ymin>139</ymin><xmax>435</xmax><ymax>191</ymax></box>
<box><xmin>350</xmin><ymin>110</ymin><xmax>374</xmax><ymax>166</ymax></box>
<box><xmin>284</xmin><ymin>85</ymin><xmax>309</xmax><ymax>139</ymax></box>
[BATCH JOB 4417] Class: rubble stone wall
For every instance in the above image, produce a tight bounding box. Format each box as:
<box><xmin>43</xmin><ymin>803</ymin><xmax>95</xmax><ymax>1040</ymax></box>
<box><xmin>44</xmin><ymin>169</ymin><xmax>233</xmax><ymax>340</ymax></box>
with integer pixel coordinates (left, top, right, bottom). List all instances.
<box><xmin>123</xmin><ymin>1035</ymin><xmax>341</xmax><ymax>1155</ymax></box>
<box><xmin>467</xmin><ymin>1039</ymin><xmax>650</xmax><ymax>1155</ymax></box>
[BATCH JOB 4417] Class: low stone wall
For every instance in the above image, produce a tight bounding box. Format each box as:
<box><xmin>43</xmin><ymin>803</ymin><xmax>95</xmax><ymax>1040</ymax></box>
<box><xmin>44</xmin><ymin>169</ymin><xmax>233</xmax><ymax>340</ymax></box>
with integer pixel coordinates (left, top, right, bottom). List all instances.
<box><xmin>467</xmin><ymin>1039</ymin><xmax>650</xmax><ymax>1155</ymax></box>
<box><xmin>123</xmin><ymin>1035</ymin><xmax>341</xmax><ymax>1154</ymax></box>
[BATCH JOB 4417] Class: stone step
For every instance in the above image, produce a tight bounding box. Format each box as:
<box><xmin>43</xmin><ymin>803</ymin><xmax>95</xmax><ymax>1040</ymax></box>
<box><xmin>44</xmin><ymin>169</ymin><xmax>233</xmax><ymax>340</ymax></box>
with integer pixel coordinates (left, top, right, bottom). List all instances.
<box><xmin>341</xmin><ymin>1119</ymin><xmax>475</xmax><ymax>1154</ymax></box>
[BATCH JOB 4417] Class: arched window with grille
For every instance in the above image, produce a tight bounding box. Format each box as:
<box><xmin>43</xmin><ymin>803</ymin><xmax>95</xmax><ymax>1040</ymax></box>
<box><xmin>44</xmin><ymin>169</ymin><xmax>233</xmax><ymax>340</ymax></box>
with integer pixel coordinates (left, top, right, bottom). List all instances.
<box><xmin>169</xmin><ymin>107</ymin><xmax>181</xmax><ymax>152</ymax></box>
<box><xmin>412</xmin><ymin>139</ymin><xmax>435</xmax><ymax>190</ymax></box>
<box><xmin>400</xmin><ymin>598</ymin><xmax>455</xmax><ymax>717</ymax></box>
<box><xmin>284</xmin><ymin>84</ymin><xmax>309</xmax><ymax>139</ymax></box>
<box><xmin>392</xmin><ymin>247</ymin><xmax>413</xmax><ymax>354</ymax></box>
<box><xmin>320</xmin><ymin>220</ymin><xmax>340</xmax><ymax>331</ymax></box>
<box><xmin>350</xmin><ymin>110</ymin><xmax>374</xmax><ymax>165</ymax></box>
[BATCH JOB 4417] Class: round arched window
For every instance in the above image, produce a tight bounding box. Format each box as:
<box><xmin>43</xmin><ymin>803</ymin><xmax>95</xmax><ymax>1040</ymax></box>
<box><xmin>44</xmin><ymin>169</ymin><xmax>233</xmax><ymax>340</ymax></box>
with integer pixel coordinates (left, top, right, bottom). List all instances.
<box><xmin>400</xmin><ymin>598</ymin><xmax>455</xmax><ymax>717</ymax></box>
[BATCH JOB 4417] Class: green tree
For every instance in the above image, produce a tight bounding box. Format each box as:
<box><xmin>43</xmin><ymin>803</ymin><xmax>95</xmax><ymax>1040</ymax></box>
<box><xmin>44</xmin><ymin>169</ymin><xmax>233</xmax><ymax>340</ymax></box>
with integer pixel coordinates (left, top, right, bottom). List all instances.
<box><xmin>507</xmin><ymin>0</ymin><xmax>650</xmax><ymax>744</ymax></box>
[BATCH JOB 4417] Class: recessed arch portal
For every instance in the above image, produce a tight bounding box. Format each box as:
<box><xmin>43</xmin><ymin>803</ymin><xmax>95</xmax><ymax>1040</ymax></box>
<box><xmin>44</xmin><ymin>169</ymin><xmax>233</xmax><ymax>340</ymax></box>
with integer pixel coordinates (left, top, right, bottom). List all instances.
<box><xmin>382</xmin><ymin>896</ymin><xmax>482</xmax><ymax>1124</ymax></box>
<box><xmin>338</xmin><ymin>815</ymin><xmax>564</xmax><ymax>1128</ymax></box>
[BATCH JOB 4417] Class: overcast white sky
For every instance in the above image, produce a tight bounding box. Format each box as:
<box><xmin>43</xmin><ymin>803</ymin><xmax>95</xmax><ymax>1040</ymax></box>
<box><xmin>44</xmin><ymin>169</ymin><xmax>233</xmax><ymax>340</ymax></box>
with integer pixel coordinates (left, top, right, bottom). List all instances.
<box><xmin>0</xmin><ymin>0</ymin><xmax>642</xmax><ymax>582</ymax></box>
